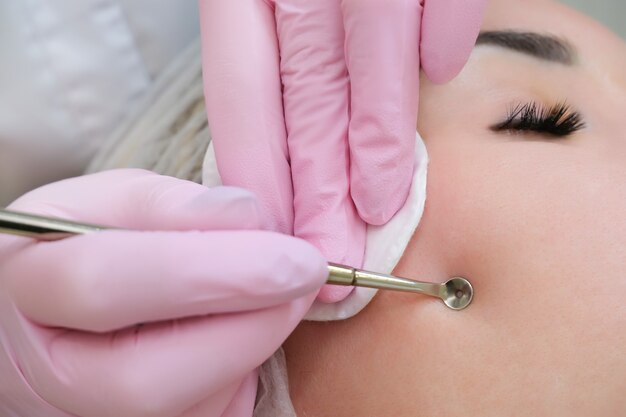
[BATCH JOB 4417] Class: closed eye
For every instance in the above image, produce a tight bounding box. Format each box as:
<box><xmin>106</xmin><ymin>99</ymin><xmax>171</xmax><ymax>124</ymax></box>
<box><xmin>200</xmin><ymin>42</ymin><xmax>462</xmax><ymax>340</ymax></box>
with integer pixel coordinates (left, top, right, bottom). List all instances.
<box><xmin>491</xmin><ymin>102</ymin><xmax>585</xmax><ymax>138</ymax></box>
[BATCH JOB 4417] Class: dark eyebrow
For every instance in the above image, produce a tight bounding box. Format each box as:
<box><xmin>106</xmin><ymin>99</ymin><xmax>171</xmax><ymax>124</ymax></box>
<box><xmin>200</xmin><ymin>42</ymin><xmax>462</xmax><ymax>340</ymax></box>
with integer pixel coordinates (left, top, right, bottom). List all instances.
<box><xmin>476</xmin><ymin>31</ymin><xmax>576</xmax><ymax>65</ymax></box>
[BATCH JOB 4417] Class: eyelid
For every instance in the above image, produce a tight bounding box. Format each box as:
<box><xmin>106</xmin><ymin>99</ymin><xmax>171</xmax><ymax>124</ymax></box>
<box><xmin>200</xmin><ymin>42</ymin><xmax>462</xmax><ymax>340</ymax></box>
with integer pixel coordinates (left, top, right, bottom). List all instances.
<box><xmin>491</xmin><ymin>102</ymin><xmax>585</xmax><ymax>138</ymax></box>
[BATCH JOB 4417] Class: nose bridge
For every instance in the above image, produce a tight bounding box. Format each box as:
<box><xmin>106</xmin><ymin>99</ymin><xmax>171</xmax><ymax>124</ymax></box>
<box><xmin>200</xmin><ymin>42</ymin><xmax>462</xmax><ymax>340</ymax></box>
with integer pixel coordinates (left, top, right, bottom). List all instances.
<box><xmin>608</xmin><ymin>60</ymin><xmax>626</xmax><ymax>112</ymax></box>
<box><xmin>609</xmin><ymin>151</ymin><xmax>626</xmax><ymax>205</ymax></box>
<box><xmin>601</xmin><ymin>72</ymin><xmax>626</xmax><ymax>151</ymax></box>
<box><xmin>613</xmin><ymin>76</ymin><xmax>626</xmax><ymax>115</ymax></box>
<box><xmin>590</xmin><ymin>38</ymin><xmax>626</xmax><ymax>111</ymax></box>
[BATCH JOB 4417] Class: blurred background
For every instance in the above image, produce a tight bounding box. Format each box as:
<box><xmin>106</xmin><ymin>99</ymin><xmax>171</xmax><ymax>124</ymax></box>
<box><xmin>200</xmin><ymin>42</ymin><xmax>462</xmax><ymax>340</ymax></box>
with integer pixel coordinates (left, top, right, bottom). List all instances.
<box><xmin>561</xmin><ymin>0</ymin><xmax>625</xmax><ymax>39</ymax></box>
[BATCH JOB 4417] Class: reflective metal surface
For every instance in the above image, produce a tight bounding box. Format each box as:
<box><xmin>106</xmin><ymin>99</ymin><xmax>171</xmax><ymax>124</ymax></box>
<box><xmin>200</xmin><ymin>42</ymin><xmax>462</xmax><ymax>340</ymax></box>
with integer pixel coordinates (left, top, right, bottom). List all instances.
<box><xmin>0</xmin><ymin>208</ymin><xmax>106</xmax><ymax>240</ymax></box>
<box><xmin>440</xmin><ymin>277</ymin><xmax>474</xmax><ymax>310</ymax></box>
<box><xmin>327</xmin><ymin>263</ymin><xmax>473</xmax><ymax>311</ymax></box>
<box><xmin>0</xmin><ymin>208</ymin><xmax>474</xmax><ymax>310</ymax></box>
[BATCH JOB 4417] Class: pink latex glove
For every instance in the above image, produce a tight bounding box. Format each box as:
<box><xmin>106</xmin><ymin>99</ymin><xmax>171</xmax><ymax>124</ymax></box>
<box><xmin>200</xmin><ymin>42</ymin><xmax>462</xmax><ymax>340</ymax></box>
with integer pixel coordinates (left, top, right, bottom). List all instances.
<box><xmin>0</xmin><ymin>169</ymin><xmax>327</xmax><ymax>417</ymax></box>
<box><xmin>199</xmin><ymin>0</ymin><xmax>486</xmax><ymax>303</ymax></box>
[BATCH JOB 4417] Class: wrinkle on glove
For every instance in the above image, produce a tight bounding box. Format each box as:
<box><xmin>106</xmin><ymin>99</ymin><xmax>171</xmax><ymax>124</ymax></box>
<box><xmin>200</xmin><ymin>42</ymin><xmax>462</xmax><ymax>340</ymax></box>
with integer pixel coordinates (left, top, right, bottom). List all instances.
<box><xmin>204</xmin><ymin>133</ymin><xmax>428</xmax><ymax>321</ymax></box>
<box><xmin>305</xmin><ymin>134</ymin><xmax>428</xmax><ymax>320</ymax></box>
<box><xmin>252</xmin><ymin>133</ymin><xmax>429</xmax><ymax>417</ymax></box>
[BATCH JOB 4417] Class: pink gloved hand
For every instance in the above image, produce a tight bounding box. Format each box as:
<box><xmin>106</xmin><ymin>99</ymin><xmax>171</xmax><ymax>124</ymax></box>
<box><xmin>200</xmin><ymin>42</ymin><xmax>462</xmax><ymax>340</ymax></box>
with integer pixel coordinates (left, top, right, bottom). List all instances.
<box><xmin>199</xmin><ymin>0</ymin><xmax>486</xmax><ymax>303</ymax></box>
<box><xmin>0</xmin><ymin>169</ymin><xmax>327</xmax><ymax>417</ymax></box>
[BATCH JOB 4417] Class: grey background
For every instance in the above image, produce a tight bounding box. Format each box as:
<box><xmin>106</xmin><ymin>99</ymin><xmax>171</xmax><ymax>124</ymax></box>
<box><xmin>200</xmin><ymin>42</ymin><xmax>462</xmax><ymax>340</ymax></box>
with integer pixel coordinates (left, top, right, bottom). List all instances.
<box><xmin>560</xmin><ymin>0</ymin><xmax>625</xmax><ymax>39</ymax></box>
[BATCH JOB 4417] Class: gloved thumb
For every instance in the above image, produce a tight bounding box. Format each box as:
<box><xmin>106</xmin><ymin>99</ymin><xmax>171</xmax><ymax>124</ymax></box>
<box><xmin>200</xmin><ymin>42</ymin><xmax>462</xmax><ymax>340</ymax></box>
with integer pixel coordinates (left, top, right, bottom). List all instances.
<box><xmin>8</xmin><ymin>169</ymin><xmax>265</xmax><ymax>232</ymax></box>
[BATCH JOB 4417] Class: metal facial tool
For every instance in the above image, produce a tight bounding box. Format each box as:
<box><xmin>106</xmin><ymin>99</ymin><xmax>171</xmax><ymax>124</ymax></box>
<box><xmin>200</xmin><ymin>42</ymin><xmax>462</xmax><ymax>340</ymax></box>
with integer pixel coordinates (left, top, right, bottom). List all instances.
<box><xmin>0</xmin><ymin>208</ymin><xmax>474</xmax><ymax>310</ymax></box>
<box><xmin>326</xmin><ymin>264</ymin><xmax>473</xmax><ymax>310</ymax></box>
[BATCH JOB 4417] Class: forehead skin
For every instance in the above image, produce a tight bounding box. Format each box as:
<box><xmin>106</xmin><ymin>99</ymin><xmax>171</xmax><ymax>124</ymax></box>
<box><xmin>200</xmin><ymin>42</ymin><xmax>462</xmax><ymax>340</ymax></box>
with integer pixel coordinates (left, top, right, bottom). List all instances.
<box><xmin>284</xmin><ymin>1</ymin><xmax>626</xmax><ymax>416</ymax></box>
<box><xmin>484</xmin><ymin>0</ymin><xmax>626</xmax><ymax>78</ymax></box>
<box><xmin>479</xmin><ymin>0</ymin><xmax>626</xmax><ymax>111</ymax></box>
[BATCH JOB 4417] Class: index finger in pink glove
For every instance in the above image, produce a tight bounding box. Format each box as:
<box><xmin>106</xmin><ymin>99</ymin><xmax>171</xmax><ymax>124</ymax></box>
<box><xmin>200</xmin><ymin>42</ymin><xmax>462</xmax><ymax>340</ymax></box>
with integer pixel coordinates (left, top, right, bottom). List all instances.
<box><xmin>342</xmin><ymin>0</ymin><xmax>486</xmax><ymax>225</ymax></box>
<box><xmin>199</xmin><ymin>0</ymin><xmax>294</xmax><ymax>235</ymax></box>
<box><xmin>341</xmin><ymin>0</ymin><xmax>422</xmax><ymax>226</ymax></box>
<box><xmin>274</xmin><ymin>0</ymin><xmax>367</xmax><ymax>303</ymax></box>
<box><xmin>7</xmin><ymin>230</ymin><xmax>325</xmax><ymax>332</ymax></box>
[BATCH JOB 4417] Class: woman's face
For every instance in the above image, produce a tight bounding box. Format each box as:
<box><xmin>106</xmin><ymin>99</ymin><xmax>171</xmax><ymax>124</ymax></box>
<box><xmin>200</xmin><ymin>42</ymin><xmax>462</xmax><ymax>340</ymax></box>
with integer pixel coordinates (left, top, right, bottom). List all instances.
<box><xmin>284</xmin><ymin>0</ymin><xmax>626</xmax><ymax>415</ymax></box>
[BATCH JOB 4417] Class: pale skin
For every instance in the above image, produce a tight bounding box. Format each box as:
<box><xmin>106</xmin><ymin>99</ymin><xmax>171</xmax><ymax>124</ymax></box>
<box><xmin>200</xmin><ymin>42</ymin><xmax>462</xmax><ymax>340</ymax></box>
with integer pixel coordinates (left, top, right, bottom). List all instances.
<box><xmin>283</xmin><ymin>0</ymin><xmax>626</xmax><ymax>415</ymax></box>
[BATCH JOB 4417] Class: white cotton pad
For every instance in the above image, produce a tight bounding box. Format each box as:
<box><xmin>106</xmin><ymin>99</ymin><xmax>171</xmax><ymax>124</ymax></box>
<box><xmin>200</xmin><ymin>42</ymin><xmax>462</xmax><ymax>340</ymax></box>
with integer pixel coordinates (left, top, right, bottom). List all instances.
<box><xmin>202</xmin><ymin>132</ymin><xmax>428</xmax><ymax>321</ymax></box>
<box><xmin>304</xmin><ymin>133</ymin><xmax>428</xmax><ymax>320</ymax></box>
<box><xmin>251</xmin><ymin>133</ymin><xmax>429</xmax><ymax>417</ymax></box>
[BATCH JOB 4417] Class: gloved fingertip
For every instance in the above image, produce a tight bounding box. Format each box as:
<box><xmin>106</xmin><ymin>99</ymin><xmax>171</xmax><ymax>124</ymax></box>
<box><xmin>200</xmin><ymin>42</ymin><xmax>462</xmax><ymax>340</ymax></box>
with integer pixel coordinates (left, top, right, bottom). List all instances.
<box><xmin>355</xmin><ymin>195</ymin><xmax>404</xmax><ymax>226</ymax></box>
<box><xmin>422</xmin><ymin>61</ymin><xmax>465</xmax><ymax>85</ymax></box>
<box><xmin>274</xmin><ymin>237</ymin><xmax>330</xmax><ymax>294</ymax></box>
<box><xmin>352</xmin><ymin>176</ymin><xmax>412</xmax><ymax>226</ymax></box>
<box><xmin>420</xmin><ymin>0</ymin><xmax>487</xmax><ymax>84</ymax></box>
<box><xmin>421</xmin><ymin>44</ymin><xmax>472</xmax><ymax>84</ymax></box>
<box><xmin>316</xmin><ymin>284</ymin><xmax>355</xmax><ymax>304</ymax></box>
<box><xmin>184</xmin><ymin>187</ymin><xmax>265</xmax><ymax>229</ymax></box>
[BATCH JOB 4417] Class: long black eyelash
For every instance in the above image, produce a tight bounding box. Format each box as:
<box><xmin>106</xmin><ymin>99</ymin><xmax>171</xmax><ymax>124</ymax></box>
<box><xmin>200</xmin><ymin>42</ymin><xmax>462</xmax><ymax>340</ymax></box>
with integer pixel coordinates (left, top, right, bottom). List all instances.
<box><xmin>491</xmin><ymin>102</ymin><xmax>585</xmax><ymax>137</ymax></box>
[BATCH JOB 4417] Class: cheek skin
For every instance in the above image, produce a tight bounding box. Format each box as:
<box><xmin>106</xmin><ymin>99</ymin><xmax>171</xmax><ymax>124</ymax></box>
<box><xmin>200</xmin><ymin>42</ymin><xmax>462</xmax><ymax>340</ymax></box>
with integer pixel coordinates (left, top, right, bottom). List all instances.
<box><xmin>386</xmin><ymin>131</ymin><xmax>626</xmax><ymax>416</ymax></box>
<box><xmin>285</xmin><ymin>131</ymin><xmax>626</xmax><ymax>417</ymax></box>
